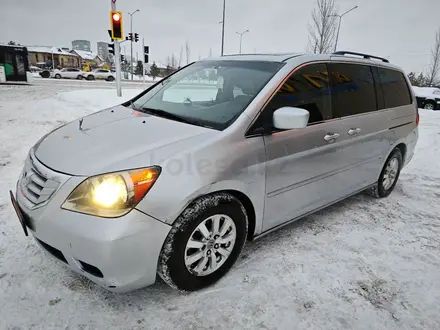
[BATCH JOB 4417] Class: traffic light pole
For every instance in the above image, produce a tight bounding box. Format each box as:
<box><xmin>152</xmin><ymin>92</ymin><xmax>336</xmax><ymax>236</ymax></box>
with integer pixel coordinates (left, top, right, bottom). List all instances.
<box><xmin>111</xmin><ymin>0</ymin><xmax>122</xmax><ymax>97</ymax></box>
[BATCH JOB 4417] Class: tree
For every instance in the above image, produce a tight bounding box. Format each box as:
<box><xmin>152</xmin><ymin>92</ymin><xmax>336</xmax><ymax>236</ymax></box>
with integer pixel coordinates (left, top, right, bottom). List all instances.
<box><xmin>135</xmin><ymin>60</ymin><xmax>143</xmax><ymax>77</ymax></box>
<box><xmin>307</xmin><ymin>0</ymin><xmax>338</xmax><ymax>54</ymax></box>
<box><xmin>426</xmin><ymin>27</ymin><xmax>440</xmax><ymax>86</ymax></box>
<box><xmin>150</xmin><ymin>62</ymin><xmax>160</xmax><ymax>80</ymax></box>
<box><xmin>408</xmin><ymin>72</ymin><xmax>429</xmax><ymax>87</ymax></box>
<box><xmin>185</xmin><ymin>41</ymin><xmax>191</xmax><ymax>64</ymax></box>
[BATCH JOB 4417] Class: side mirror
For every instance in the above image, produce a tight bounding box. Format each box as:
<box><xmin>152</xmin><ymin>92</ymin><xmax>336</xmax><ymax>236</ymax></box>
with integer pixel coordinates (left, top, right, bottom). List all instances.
<box><xmin>273</xmin><ymin>107</ymin><xmax>310</xmax><ymax>130</ymax></box>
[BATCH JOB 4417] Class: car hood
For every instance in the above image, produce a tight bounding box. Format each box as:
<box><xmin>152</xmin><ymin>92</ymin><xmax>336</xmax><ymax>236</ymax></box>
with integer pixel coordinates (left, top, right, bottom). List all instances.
<box><xmin>34</xmin><ymin>105</ymin><xmax>216</xmax><ymax>176</ymax></box>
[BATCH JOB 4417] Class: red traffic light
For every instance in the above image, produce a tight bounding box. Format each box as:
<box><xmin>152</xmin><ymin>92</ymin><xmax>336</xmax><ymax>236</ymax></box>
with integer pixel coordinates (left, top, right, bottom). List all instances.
<box><xmin>110</xmin><ymin>11</ymin><xmax>123</xmax><ymax>40</ymax></box>
<box><xmin>112</xmin><ymin>13</ymin><xmax>121</xmax><ymax>22</ymax></box>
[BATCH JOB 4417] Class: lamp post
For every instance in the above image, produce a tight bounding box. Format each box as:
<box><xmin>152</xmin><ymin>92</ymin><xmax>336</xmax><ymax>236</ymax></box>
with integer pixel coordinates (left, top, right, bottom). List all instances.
<box><xmin>128</xmin><ymin>9</ymin><xmax>140</xmax><ymax>80</ymax></box>
<box><xmin>330</xmin><ymin>6</ymin><xmax>358</xmax><ymax>52</ymax></box>
<box><xmin>236</xmin><ymin>30</ymin><xmax>249</xmax><ymax>54</ymax></box>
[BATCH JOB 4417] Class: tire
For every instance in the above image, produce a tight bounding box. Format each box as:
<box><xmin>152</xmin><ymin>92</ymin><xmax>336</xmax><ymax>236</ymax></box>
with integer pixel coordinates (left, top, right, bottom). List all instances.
<box><xmin>87</xmin><ymin>75</ymin><xmax>94</xmax><ymax>81</ymax></box>
<box><xmin>55</xmin><ymin>74</ymin><xmax>61</xmax><ymax>79</ymax></box>
<box><xmin>158</xmin><ymin>192</ymin><xmax>248</xmax><ymax>291</ymax></box>
<box><xmin>367</xmin><ymin>148</ymin><xmax>403</xmax><ymax>198</ymax></box>
<box><xmin>107</xmin><ymin>76</ymin><xmax>115</xmax><ymax>81</ymax></box>
<box><xmin>77</xmin><ymin>75</ymin><xmax>83</xmax><ymax>80</ymax></box>
<box><xmin>424</xmin><ymin>101</ymin><xmax>435</xmax><ymax>110</ymax></box>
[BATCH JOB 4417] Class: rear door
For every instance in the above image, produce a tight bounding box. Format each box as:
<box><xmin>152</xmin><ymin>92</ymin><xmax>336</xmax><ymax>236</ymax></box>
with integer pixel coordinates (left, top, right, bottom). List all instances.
<box><xmin>327</xmin><ymin>61</ymin><xmax>393</xmax><ymax>188</ymax></box>
<box><xmin>260</xmin><ymin>63</ymin><xmax>364</xmax><ymax>230</ymax></box>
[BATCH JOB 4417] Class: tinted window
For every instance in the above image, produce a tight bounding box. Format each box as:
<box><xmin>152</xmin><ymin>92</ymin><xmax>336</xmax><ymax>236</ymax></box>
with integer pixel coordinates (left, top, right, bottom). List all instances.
<box><xmin>329</xmin><ymin>63</ymin><xmax>376</xmax><ymax>117</ymax></box>
<box><xmin>262</xmin><ymin>63</ymin><xmax>332</xmax><ymax>126</ymax></box>
<box><xmin>378</xmin><ymin>68</ymin><xmax>411</xmax><ymax>108</ymax></box>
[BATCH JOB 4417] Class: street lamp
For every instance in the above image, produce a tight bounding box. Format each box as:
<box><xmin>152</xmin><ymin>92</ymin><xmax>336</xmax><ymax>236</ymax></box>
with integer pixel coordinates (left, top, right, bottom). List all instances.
<box><xmin>128</xmin><ymin>9</ymin><xmax>140</xmax><ymax>80</ymax></box>
<box><xmin>236</xmin><ymin>30</ymin><xmax>249</xmax><ymax>54</ymax></box>
<box><xmin>330</xmin><ymin>6</ymin><xmax>358</xmax><ymax>52</ymax></box>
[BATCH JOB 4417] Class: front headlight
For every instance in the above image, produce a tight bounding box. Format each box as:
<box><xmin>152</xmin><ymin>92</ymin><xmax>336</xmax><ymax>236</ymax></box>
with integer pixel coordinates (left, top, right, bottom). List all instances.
<box><xmin>61</xmin><ymin>166</ymin><xmax>161</xmax><ymax>218</ymax></box>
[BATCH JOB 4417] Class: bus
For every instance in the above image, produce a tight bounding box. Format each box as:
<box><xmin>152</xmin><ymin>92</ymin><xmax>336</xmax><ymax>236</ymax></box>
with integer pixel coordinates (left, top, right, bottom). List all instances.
<box><xmin>0</xmin><ymin>45</ymin><xmax>32</xmax><ymax>83</ymax></box>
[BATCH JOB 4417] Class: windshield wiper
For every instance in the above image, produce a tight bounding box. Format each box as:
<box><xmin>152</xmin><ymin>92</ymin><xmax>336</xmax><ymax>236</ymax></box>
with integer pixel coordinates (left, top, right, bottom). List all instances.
<box><xmin>141</xmin><ymin>107</ymin><xmax>214</xmax><ymax>129</ymax></box>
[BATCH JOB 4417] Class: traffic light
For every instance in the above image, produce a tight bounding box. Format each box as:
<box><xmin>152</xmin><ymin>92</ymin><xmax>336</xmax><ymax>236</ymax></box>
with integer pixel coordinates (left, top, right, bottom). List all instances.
<box><xmin>128</xmin><ymin>33</ymin><xmax>133</xmax><ymax>41</ymax></box>
<box><xmin>108</xmin><ymin>43</ymin><xmax>115</xmax><ymax>55</ymax></box>
<box><xmin>120</xmin><ymin>54</ymin><xmax>125</xmax><ymax>62</ymax></box>
<box><xmin>134</xmin><ymin>33</ymin><xmax>139</xmax><ymax>42</ymax></box>
<box><xmin>110</xmin><ymin>11</ymin><xmax>123</xmax><ymax>40</ymax></box>
<box><xmin>144</xmin><ymin>46</ymin><xmax>149</xmax><ymax>63</ymax></box>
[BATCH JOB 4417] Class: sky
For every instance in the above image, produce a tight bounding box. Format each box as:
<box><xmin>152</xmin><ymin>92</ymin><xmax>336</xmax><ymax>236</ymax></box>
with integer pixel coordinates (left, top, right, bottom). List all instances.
<box><xmin>1</xmin><ymin>0</ymin><xmax>438</xmax><ymax>73</ymax></box>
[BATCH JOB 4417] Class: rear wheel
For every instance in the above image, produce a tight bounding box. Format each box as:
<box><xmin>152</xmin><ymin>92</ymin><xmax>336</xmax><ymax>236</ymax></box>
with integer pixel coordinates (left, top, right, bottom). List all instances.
<box><xmin>77</xmin><ymin>75</ymin><xmax>83</xmax><ymax>80</ymax></box>
<box><xmin>158</xmin><ymin>193</ymin><xmax>248</xmax><ymax>291</ymax></box>
<box><xmin>424</xmin><ymin>101</ymin><xmax>435</xmax><ymax>110</ymax></box>
<box><xmin>87</xmin><ymin>75</ymin><xmax>94</xmax><ymax>81</ymax></box>
<box><xmin>367</xmin><ymin>148</ymin><xmax>403</xmax><ymax>198</ymax></box>
<box><xmin>55</xmin><ymin>74</ymin><xmax>61</xmax><ymax>79</ymax></box>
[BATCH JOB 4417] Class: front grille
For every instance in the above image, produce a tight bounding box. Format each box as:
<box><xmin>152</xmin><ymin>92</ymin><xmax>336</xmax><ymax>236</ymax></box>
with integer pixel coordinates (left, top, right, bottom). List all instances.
<box><xmin>20</xmin><ymin>158</ymin><xmax>60</xmax><ymax>206</ymax></box>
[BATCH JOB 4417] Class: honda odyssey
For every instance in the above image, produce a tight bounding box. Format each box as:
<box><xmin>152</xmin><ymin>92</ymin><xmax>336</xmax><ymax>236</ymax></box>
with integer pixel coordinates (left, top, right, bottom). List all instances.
<box><xmin>11</xmin><ymin>51</ymin><xmax>419</xmax><ymax>292</ymax></box>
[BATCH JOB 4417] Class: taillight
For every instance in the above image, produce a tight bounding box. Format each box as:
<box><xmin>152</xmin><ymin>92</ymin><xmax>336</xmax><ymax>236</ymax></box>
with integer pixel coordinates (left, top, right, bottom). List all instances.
<box><xmin>416</xmin><ymin>107</ymin><xmax>420</xmax><ymax>126</ymax></box>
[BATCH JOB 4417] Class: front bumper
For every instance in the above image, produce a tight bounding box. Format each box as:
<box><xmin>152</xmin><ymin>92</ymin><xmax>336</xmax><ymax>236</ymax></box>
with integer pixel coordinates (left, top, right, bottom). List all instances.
<box><xmin>14</xmin><ymin>153</ymin><xmax>171</xmax><ymax>293</ymax></box>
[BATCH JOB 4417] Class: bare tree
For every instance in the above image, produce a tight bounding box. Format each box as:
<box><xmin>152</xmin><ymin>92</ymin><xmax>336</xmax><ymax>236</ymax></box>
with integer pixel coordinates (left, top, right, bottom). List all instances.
<box><xmin>178</xmin><ymin>46</ymin><xmax>184</xmax><ymax>68</ymax></box>
<box><xmin>170</xmin><ymin>53</ymin><xmax>178</xmax><ymax>69</ymax></box>
<box><xmin>307</xmin><ymin>0</ymin><xmax>338</xmax><ymax>54</ymax></box>
<box><xmin>185</xmin><ymin>41</ymin><xmax>191</xmax><ymax>64</ymax></box>
<box><xmin>426</xmin><ymin>27</ymin><xmax>440</xmax><ymax>86</ymax></box>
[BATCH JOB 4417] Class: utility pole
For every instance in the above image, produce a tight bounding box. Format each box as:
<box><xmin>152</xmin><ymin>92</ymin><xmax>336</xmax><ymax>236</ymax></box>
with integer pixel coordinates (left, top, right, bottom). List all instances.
<box><xmin>111</xmin><ymin>0</ymin><xmax>122</xmax><ymax>97</ymax></box>
<box><xmin>236</xmin><ymin>29</ymin><xmax>249</xmax><ymax>54</ymax></box>
<box><xmin>221</xmin><ymin>0</ymin><xmax>225</xmax><ymax>56</ymax></box>
<box><xmin>129</xmin><ymin>9</ymin><xmax>140</xmax><ymax>80</ymax></box>
<box><xmin>330</xmin><ymin>6</ymin><xmax>358</xmax><ymax>52</ymax></box>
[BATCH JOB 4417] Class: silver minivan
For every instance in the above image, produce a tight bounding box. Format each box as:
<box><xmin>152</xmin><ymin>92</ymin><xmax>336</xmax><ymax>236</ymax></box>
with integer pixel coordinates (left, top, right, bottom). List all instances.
<box><xmin>11</xmin><ymin>51</ymin><xmax>419</xmax><ymax>292</ymax></box>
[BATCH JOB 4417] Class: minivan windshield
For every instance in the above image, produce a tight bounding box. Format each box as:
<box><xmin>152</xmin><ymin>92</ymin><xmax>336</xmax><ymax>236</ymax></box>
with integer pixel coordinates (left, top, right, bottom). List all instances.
<box><xmin>131</xmin><ymin>60</ymin><xmax>283</xmax><ymax>130</ymax></box>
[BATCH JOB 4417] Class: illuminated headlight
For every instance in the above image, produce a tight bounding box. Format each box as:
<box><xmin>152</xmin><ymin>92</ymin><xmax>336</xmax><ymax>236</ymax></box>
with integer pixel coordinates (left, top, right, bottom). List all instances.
<box><xmin>62</xmin><ymin>166</ymin><xmax>161</xmax><ymax>218</ymax></box>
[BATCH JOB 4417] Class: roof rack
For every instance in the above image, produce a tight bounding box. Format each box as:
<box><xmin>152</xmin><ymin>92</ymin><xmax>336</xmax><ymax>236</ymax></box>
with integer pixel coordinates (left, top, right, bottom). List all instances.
<box><xmin>332</xmin><ymin>51</ymin><xmax>389</xmax><ymax>63</ymax></box>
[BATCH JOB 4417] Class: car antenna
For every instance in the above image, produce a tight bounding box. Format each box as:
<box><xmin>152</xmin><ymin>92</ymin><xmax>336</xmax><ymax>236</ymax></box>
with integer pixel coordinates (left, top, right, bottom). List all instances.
<box><xmin>79</xmin><ymin>118</ymin><xmax>83</xmax><ymax>131</ymax></box>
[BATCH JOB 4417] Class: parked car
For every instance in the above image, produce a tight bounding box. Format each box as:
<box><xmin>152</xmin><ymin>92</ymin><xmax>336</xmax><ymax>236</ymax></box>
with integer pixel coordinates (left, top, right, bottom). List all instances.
<box><xmin>11</xmin><ymin>51</ymin><xmax>418</xmax><ymax>293</ymax></box>
<box><xmin>30</xmin><ymin>66</ymin><xmax>42</xmax><ymax>73</ymax></box>
<box><xmin>82</xmin><ymin>69</ymin><xmax>115</xmax><ymax>81</ymax></box>
<box><xmin>53</xmin><ymin>68</ymin><xmax>84</xmax><ymax>80</ymax></box>
<box><xmin>412</xmin><ymin>86</ymin><xmax>440</xmax><ymax>110</ymax></box>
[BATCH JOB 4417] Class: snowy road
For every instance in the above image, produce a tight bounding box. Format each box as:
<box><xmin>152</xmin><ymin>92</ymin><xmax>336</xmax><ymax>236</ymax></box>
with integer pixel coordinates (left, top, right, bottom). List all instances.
<box><xmin>0</xmin><ymin>85</ymin><xmax>439</xmax><ymax>330</ymax></box>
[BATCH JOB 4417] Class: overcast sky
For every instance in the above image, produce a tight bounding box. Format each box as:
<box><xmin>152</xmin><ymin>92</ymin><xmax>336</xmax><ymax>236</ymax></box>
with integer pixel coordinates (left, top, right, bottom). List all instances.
<box><xmin>1</xmin><ymin>0</ymin><xmax>438</xmax><ymax>72</ymax></box>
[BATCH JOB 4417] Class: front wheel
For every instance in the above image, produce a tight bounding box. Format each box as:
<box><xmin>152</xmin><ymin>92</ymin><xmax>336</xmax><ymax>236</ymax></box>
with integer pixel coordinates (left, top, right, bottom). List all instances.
<box><xmin>367</xmin><ymin>148</ymin><xmax>403</xmax><ymax>198</ymax></box>
<box><xmin>87</xmin><ymin>75</ymin><xmax>94</xmax><ymax>81</ymax></box>
<box><xmin>107</xmin><ymin>76</ymin><xmax>115</xmax><ymax>81</ymax></box>
<box><xmin>424</xmin><ymin>101</ymin><xmax>435</xmax><ymax>110</ymax></box>
<box><xmin>55</xmin><ymin>74</ymin><xmax>61</xmax><ymax>79</ymax></box>
<box><xmin>158</xmin><ymin>193</ymin><xmax>248</xmax><ymax>291</ymax></box>
<box><xmin>77</xmin><ymin>75</ymin><xmax>83</xmax><ymax>80</ymax></box>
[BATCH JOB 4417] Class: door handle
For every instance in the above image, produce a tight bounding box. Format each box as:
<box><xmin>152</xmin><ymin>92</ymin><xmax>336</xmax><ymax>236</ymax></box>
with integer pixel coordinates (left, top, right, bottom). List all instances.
<box><xmin>324</xmin><ymin>133</ymin><xmax>341</xmax><ymax>142</ymax></box>
<box><xmin>347</xmin><ymin>128</ymin><xmax>361</xmax><ymax>136</ymax></box>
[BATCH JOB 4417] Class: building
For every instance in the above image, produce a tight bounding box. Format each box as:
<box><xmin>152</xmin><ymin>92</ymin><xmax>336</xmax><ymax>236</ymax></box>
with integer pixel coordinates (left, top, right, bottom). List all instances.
<box><xmin>97</xmin><ymin>42</ymin><xmax>109</xmax><ymax>62</ymax></box>
<box><xmin>71</xmin><ymin>40</ymin><xmax>91</xmax><ymax>52</ymax></box>
<box><xmin>70</xmin><ymin>50</ymin><xmax>104</xmax><ymax>69</ymax></box>
<box><xmin>27</xmin><ymin>46</ymin><xmax>80</xmax><ymax>68</ymax></box>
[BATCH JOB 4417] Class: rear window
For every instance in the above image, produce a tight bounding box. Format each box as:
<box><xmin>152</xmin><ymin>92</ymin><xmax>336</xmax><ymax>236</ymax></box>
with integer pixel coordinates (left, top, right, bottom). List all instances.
<box><xmin>328</xmin><ymin>63</ymin><xmax>377</xmax><ymax>117</ymax></box>
<box><xmin>378</xmin><ymin>68</ymin><xmax>412</xmax><ymax>108</ymax></box>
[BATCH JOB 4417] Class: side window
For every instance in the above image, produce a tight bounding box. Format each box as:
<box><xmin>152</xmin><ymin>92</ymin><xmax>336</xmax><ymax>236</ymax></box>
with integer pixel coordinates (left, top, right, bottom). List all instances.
<box><xmin>378</xmin><ymin>68</ymin><xmax>411</xmax><ymax>108</ymax></box>
<box><xmin>264</xmin><ymin>63</ymin><xmax>332</xmax><ymax>126</ymax></box>
<box><xmin>328</xmin><ymin>63</ymin><xmax>376</xmax><ymax>117</ymax></box>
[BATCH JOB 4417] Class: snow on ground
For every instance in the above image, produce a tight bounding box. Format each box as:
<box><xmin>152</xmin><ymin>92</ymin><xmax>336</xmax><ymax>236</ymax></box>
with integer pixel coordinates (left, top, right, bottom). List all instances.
<box><xmin>1</xmin><ymin>85</ymin><xmax>440</xmax><ymax>330</ymax></box>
